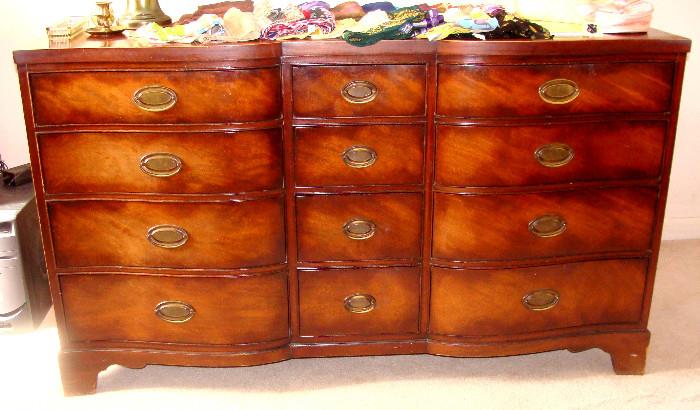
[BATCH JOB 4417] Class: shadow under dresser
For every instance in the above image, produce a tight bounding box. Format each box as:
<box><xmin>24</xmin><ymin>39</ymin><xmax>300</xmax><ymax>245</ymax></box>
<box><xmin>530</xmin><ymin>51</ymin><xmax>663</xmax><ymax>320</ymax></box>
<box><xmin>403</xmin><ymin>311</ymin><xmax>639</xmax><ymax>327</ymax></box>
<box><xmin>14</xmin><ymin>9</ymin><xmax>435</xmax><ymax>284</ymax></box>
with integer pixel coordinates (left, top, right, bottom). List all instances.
<box><xmin>13</xmin><ymin>29</ymin><xmax>690</xmax><ymax>395</ymax></box>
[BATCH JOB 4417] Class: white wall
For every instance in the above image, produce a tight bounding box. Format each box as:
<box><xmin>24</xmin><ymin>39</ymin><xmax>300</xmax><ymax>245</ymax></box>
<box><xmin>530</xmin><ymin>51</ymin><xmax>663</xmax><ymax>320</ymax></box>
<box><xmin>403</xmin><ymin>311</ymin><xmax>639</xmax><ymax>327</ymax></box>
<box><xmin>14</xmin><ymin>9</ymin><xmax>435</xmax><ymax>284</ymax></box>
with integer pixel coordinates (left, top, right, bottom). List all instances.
<box><xmin>0</xmin><ymin>1</ymin><xmax>697</xmax><ymax>239</ymax></box>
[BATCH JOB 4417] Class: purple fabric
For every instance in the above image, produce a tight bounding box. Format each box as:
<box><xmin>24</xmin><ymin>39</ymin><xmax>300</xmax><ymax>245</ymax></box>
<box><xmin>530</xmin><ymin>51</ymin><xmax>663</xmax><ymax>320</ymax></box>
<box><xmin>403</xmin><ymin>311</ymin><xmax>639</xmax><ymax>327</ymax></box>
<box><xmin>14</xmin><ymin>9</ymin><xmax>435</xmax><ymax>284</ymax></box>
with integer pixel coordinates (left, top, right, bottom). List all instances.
<box><xmin>362</xmin><ymin>2</ymin><xmax>395</xmax><ymax>13</ymax></box>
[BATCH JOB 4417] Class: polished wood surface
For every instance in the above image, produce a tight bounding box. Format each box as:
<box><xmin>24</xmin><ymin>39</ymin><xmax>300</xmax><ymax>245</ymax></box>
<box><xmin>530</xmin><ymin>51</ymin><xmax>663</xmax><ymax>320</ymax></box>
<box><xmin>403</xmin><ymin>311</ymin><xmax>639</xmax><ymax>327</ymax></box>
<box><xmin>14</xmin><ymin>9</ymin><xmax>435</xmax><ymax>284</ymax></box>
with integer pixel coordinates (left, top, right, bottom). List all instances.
<box><xmin>430</xmin><ymin>259</ymin><xmax>647</xmax><ymax>337</ymax></box>
<box><xmin>296</xmin><ymin>193</ymin><xmax>422</xmax><ymax>262</ymax></box>
<box><xmin>61</xmin><ymin>272</ymin><xmax>289</xmax><ymax>344</ymax></box>
<box><xmin>49</xmin><ymin>198</ymin><xmax>285</xmax><ymax>269</ymax></box>
<box><xmin>30</xmin><ymin>68</ymin><xmax>281</xmax><ymax>125</ymax></box>
<box><xmin>435</xmin><ymin>121</ymin><xmax>666</xmax><ymax>187</ymax></box>
<box><xmin>294</xmin><ymin>125</ymin><xmax>424</xmax><ymax>187</ymax></box>
<box><xmin>39</xmin><ymin>130</ymin><xmax>282</xmax><ymax>194</ymax></box>
<box><xmin>437</xmin><ymin>63</ymin><xmax>674</xmax><ymax>117</ymax></box>
<box><xmin>13</xmin><ymin>31</ymin><xmax>691</xmax><ymax>394</ymax></box>
<box><xmin>292</xmin><ymin>64</ymin><xmax>427</xmax><ymax>118</ymax></box>
<box><xmin>433</xmin><ymin>188</ymin><xmax>657</xmax><ymax>262</ymax></box>
<box><xmin>298</xmin><ymin>267</ymin><xmax>421</xmax><ymax>337</ymax></box>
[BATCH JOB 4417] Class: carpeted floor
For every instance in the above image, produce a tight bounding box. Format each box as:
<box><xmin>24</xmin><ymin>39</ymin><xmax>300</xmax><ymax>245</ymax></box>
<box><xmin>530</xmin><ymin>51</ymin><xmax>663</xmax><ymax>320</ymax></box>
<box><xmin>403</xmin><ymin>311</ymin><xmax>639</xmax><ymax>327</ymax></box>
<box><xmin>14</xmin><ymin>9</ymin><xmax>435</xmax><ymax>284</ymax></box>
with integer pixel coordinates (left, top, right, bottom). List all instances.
<box><xmin>1</xmin><ymin>240</ymin><xmax>698</xmax><ymax>410</ymax></box>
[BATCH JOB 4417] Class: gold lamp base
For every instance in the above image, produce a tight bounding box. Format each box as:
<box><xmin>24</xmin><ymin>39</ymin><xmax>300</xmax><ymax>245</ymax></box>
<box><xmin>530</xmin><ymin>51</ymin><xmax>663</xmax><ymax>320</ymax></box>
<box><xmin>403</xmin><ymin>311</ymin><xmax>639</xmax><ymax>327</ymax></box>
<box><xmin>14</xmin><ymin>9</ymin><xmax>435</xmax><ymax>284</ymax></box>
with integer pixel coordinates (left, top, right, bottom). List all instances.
<box><xmin>119</xmin><ymin>0</ymin><xmax>171</xmax><ymax>29</ymax></box>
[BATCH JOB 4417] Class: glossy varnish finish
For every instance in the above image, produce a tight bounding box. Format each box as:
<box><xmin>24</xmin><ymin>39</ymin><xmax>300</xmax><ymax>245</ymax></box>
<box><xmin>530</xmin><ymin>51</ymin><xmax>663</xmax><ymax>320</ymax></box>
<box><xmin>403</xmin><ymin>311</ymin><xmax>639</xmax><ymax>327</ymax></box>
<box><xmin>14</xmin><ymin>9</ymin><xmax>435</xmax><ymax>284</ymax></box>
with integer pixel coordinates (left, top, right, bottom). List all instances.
<box><xmin>39</xmin><ymin>130</ymin><xmax>283</xmax><ymax>194</ymax></box>
<box><xmin>30</xmin><ymin>68</ymin><xmax>282</xmax><ymax>125</ymax></box>
<box><xmin>13</xmin><ymin>31</ymin><xmax>690</xmax><ymax>395</ymax></box>
<box><xmin>61</xmin><ymin>272</ymin><xmax>289</xmax><ymax>345</ymax></box>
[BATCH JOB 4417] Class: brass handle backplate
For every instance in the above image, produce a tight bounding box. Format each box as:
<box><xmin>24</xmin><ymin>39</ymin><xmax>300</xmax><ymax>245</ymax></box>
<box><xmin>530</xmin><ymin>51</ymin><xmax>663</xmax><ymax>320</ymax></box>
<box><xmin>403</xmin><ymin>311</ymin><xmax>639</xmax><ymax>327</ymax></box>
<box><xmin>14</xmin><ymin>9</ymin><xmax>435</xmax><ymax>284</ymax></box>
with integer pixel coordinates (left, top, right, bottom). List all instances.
<box><xmin>155</xmin><ymin>301</ymin><xmax>196</xmax><ymax>323</ymax></box>
<box><xmin>344</xmin><ymin>293</ymin><xmax>376</xmax><ymax>314</ymax></box>
<box><xmin>341</xmin><ymin>80</ymin><xmax>378</xmax><ymax>104</ymax></box>
<box><xmin>140</xmin><ymin>153</ymin><xmax>183</xmax><ymax>177</ymax></box>
<box><xmin>529</xmin><ymin>215</ymin><xmax>567</xmax><ymax>238</ymax></box>
<box><xmin>147</xmin><ymin>224</ymin><xmax>189</xmax><ymax>248</ymax></box>
<box><xmin>539</xmin><ymin>79</ymin><xmax>580</xmax><ymax>105</ymax></box>
<box><xmin>343</xmin><ymin>219</ymin><xmax>376</xmax><ymax>240</ymax></box>
<box><xmin>522</xmin><ymin>289</ymin><xmax>560</xmax><ymax>311</ymax></box>
<box><xmin>133</xmin><ymin>85</ymin><xmax>178</xmax><ymax>112</ymax></box>
<box><xmin>534</xmin><ymin>143</ymin><xmax>575</xmax><ymax>168</ymax></box>
<box><xmin>342</xmin><ymin>146</ymin><xmax>377</xmax><ymax>169</ymax></box>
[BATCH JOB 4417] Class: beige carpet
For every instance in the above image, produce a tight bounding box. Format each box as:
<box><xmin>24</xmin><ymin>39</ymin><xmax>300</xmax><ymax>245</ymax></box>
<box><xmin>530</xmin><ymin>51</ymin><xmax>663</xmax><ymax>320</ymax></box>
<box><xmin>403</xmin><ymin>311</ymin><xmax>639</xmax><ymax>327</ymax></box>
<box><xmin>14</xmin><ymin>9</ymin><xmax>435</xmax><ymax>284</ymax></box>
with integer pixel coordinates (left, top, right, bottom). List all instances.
<box><xmin>1</xmin><ymin>240</ymin><xmax>698</xmax><ymax>410</ymax></box>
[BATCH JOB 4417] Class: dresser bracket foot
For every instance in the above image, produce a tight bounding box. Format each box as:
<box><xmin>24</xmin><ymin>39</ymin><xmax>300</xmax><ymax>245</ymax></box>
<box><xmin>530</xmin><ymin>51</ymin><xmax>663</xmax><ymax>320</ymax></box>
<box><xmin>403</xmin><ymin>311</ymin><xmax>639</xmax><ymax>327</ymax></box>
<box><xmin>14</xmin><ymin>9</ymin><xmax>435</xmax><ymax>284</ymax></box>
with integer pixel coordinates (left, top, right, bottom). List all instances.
<box><xmin>597</xmin><ymin>331</ymin><xmax>651</xmax><ymax>375</ymax></box>
<box><xmin>58</xmin><ymin>351</ymin><xmax>112</xmax><ymax>396</ymax></box>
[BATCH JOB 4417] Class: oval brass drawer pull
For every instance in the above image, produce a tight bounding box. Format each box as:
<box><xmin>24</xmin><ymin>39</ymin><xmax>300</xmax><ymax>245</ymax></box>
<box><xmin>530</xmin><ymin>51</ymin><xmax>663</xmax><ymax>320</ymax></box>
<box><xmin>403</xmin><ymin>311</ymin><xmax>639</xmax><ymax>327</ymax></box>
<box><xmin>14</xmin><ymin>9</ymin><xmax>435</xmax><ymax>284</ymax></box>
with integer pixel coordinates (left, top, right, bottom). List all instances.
<box><xmin>534</xmin><ymin>143</ymin><xmax>574</xmax><ymax>168</ymax></box>
<box><xmin>342</xmin><ymin>146</ymin><xmax>377</xmax><ymax>169</ymax></box>
<box><xmin>344</xmin><ymin>293</ymin><xmax>376</xmax><ymax>314</ymax></box>
<box><xmin>341</xmin><ymin>80</ymin><xmax>378</xmax><ymax>104</ymax></box>
<box><xmin>133</xmin><ymin>85</ymin><xmax>178</xmax><ymax>112</ymax></box>
<box><xmin>539</xmin><ymin>79</ymin><xmax>580</xmax><ymax>105</ymax></box>
<box><xmin>529</xmin><ymin>215</ymin><xmax>567</xmax><ymax>238</ymax></box>
<box><xmin>522</xmin><ymin>289</ymin><xmax>560</xmax><ymax>311</ymax></box>
<box><xmin>343</xmin><ymin>219</ymin><xmax>376</xmax><ymax>240</ymax></box>
<box><xmin>147</xmin><ymin>224</ymin><xmax>189</xmax><ymax>248</ymax></box>
<box><xmin>155</xmin><ymin>301</ymin><xmax>196</xmax><ymax>323</ymax></box>
<box><xmin>140</xmin><ymin>153</ymin><xmax>183</xmax><ymax>177</ymax></box>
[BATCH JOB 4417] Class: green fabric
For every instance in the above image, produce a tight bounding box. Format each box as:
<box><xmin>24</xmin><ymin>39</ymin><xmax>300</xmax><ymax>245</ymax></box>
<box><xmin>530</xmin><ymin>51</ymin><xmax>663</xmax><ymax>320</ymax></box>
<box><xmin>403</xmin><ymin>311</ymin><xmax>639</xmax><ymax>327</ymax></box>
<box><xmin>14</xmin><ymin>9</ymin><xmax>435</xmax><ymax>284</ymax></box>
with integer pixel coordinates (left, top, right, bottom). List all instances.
<box><xmin>342</xmin><ymin>6</ymin><xmax>424</xmax><ymax>47</ymax></box>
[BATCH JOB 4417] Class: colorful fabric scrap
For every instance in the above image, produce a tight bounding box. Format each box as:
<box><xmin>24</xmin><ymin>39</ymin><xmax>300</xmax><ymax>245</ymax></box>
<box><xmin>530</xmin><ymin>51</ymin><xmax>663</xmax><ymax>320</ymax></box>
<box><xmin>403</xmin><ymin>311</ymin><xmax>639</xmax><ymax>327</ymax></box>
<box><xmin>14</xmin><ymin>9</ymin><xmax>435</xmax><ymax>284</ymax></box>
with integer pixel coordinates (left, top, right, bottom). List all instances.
<box><xmin>261</xmin><ymin>2</ymin><xmax>335</xmax><ymax>40</ymax></box>
<box><xmin>342</xmin><ymin>6</ymin><xmax>425</xmax><ymax>47</ymax></box>
<box><xmin>129</xmin><ymin>14</ymin><xmax>225</xmax><ymax>44</ymax></box>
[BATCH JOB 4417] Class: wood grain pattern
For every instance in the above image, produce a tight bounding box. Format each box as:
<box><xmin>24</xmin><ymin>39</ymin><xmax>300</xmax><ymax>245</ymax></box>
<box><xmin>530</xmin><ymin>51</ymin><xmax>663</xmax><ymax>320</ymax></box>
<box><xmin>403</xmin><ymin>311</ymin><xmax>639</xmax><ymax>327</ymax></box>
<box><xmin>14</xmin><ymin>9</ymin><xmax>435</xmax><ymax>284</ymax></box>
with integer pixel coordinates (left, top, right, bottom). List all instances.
<box><xmin>39</xmin><ymin>130</ymin><xmax>282</xmax><ymax>194</ymax></box>
<box><xmin>433</xmin><ymin>188</ymin><xmax>657</xmax><ymax>262</ymax></box>
<box><xmin>436</xmin><ymin>121</ymin><xmax>666</xmax><ymax>187</ymax></box>
<box><xmin>430</xmin><ymin>259</ymin><xmax>647</xmax><ymax>337</ymax></box>
<box><xmin>292</xmin><ymin>64</ymin><xmax>426</xmax><ymax>118</ymax></box>
<box><xmin>295</xmin><ymin>124</ymin><xmax>424</xmax><ymax>187</ymax></box>
<box><xmin>49</xmin><ymin>198</ymin><xmax>285</xmax><ymax>270</ymax></box>
<box><xmin>298</xmin><ymin>267</ymin><xmax>420</xmax><ymax>336</ymax></box>
<box><xmin>296</xmin><ymin>193</ymin><xmax>422</xmax><ymax>262</ymax></box>
<box><xmin>30</xmin><ymin>68</ymin><xmax>281</xmax><ymax>125</ymax></box>
<box><xmin>437</xmin><ymin>63</ymin><xmax>674</xmax><ymax>117</ymax></box>
<box><xmin>60</xmin><ymin>272</ymin><xmax>289</xmax><ymax>344</ymax></box>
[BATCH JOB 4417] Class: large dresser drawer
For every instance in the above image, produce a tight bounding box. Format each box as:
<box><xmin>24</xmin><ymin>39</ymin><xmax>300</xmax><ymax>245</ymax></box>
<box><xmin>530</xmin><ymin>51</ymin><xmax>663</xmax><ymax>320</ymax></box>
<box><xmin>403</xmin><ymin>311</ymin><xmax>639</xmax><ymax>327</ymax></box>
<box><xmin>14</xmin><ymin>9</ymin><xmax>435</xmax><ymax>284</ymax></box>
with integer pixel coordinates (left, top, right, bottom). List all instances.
<box><xmin>292</xmin><ymin>64</ymin><xmax>426</xmax><ymax>118</ymax></box>
<box><xmin>39</xmin><ymin>130</ymin><xmax>283</xmax><ymax>194</ymax></box>
<box><xmin>299</xmin><ymin>267</ymin><xmax>421</xmax><ymax>337</ymax></box>
<box><xmin>296</xmin><ymin>193</ymin><xmax>422</xmax><ymax>262</ymax></box>
<box><xmin>437</xmin><ymin>62</ymin><xmax>674</xmax><ymax>117</ymax></box>
<box><xmin>30</xmin><ymin>68</ymin><xmax>282</xmax><ymax>125</ymax></box>
<box><xmin>61</xmin><ymin>272</ymin><xmax>289</xmax><ymax>345</ymax></box>
<box><xmin>430</xmin><ymin>259</ymin><xmax>647</xmax><ymax>337</ymax></box>
<box><xmin>295</xmin><ymin>125</ymin><xmax>424</xmax><ymax>188</ymax></box>
<box><xmin>433</xmin><ymin>188</ymin><xmax>656</xmax><ymax>262</ymax></box>
<box><xmin>49</xmin><ymin>198</ymin><xmax>285</xmax><ymax>270</ymax></box>
<box><xmin>436</xmin><ymin>122</ymin><xmax>666</xmax><ymax>187</ymax></box>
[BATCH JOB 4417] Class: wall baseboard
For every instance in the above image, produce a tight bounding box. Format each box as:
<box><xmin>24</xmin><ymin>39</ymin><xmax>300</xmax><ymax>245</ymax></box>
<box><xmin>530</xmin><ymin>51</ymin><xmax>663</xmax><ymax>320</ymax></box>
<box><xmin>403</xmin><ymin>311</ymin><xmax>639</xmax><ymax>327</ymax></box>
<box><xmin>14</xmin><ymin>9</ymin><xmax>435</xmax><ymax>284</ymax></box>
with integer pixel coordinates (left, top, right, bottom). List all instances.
<box><xmin>662</xmin><ymin>217</ymin><xmax>700</xmax><ymax>241</ymax></box>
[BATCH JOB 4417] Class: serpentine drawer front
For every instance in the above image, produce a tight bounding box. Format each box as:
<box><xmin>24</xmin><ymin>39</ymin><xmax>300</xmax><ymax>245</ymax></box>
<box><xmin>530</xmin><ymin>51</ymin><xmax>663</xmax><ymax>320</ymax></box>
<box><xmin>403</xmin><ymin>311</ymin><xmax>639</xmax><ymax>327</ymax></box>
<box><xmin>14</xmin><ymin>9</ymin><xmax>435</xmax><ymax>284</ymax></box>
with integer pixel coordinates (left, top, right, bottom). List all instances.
<box><xmin>13</xmin><ymin>31</ymin><xmax>690</xmax><ymax>395</ymax></box>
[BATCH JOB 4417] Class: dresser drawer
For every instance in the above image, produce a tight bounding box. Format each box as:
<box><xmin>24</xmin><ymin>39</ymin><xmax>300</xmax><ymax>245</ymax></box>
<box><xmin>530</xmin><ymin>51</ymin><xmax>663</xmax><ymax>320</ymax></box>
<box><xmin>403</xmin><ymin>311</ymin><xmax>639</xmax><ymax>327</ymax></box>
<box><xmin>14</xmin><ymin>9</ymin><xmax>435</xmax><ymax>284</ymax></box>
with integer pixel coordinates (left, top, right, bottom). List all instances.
<box><xmin>295</xmin><ymin>125</ymin><xmax>424</xmax><ymax>188</ymax></box>
<box><xmin>49</xmin><ymin>198</ymin><xmax>285</xmax><ymax>270</ymax></box>
<box><xmin>299</xmin><ymin>267</ymin><xmax>420</xmax><ymax>337</ymax></box>
<box><xmin>296</xmin><ymin>193</ymin><xmax>422</xmax><ymax>262</ymax></box>
<box><xmin>292</xmin><ymin>64</ymin><xmax>426</xmax><ymax>118</ymax></box>
<box><xmin>30</xmin><ymin>68</ymin><xmax>281</xmax><ymax>125</ymax></box>
<box><xmin>430</xmin><ymin>259</ymin><xmax>647</xmax><ymax>337</ymax></box>
<box><xmin>435</xmin><ymin>122</ymin><xmax>666</xmax><ymax>187</ymax></box>
<box><xmin>61</xmin><ymin>272</ymin><xmax>289</xmax><ymax>345</ymax></box>
<box><xmin>39</xmin><ymin>130</ymin><xmax>282</xmax><ymax>194</ymax></box>
<box><xmin>433</xmin><ymin>188</ymin><xmax>656</xmax><ymax>262</ymax></box>
<box><xmin>437</xmin><ymin>62</ymin><xmax>673</xmax><ymax>117</ymax></box>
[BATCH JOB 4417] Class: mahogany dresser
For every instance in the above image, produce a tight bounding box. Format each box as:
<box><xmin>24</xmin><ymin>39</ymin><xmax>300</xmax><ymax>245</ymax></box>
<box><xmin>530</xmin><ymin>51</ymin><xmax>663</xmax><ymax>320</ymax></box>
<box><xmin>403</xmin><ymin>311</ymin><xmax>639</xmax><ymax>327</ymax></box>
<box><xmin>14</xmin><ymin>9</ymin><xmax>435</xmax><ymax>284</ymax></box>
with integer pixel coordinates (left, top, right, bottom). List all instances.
<box><xmin>13</xmin><ymin>29</ymin><xmax>690</xmax><ymax>395</ymax></box>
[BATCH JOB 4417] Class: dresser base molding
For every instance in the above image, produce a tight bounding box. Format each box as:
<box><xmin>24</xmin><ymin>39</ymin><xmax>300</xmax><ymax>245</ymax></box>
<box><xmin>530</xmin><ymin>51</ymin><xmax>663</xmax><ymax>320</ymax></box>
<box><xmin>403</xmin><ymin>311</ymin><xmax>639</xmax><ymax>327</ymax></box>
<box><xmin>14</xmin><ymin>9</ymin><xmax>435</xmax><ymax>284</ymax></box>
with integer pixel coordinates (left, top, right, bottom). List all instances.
<box><xmin>59</xmin><ymin>330</ymin><xmax>650</xmax><ymax>395</ymax></box>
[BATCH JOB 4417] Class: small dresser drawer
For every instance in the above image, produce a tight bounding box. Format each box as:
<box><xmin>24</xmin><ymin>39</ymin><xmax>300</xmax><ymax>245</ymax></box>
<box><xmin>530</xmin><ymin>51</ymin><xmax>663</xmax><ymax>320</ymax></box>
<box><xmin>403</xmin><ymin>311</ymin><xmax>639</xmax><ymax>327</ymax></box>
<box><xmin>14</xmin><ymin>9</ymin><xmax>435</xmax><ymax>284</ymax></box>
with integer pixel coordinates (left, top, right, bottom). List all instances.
<box><xmin>61</xmin><ymin>272</ymin><xmax>289</xmax><ymax>345</ymax></box>
<box><xmin>49</xmin><ymin>198</ymin><xmax>285</xmax><ymax>270</ymax></box>
<box><xmin>299</xmin><ymin>267</ymin><xmax>420</xmax><ymax>336</ymax></box>
<box><xmin>39</xmin><ymin>130</ymin><xmax>282</xmax><ymax>194</ymax></box>
<box><xmin>30</xmin><ymin>68</ymin><xmax>281</xmax><ymax>125</ymax></box>
<box><xmin>295</xmin><ymin>125</ymin><xmax>424</xmax><ymax>187</ymax></box>
<box><xmin>292</xmin><ymin>64</ymin><xmax>426</xmax><ymax>118</ymax></box>
<box><xmin>430</xmin><ymin>259</ymin><xmax>647</xmax><ymax>337</ymax></box>
<box><xmin>437</xmin><ymin>62</ymin><xmax>673</xmax><ymax>117</ymax></box>
<box><xmin>433</xmin><ymin>188</ymin><xmax>656</xmax><ymax>262</ymax></box>
<box><xmin>296</xmin><ymin>193</ymin><xmax>422</xmax><ymax>262</ymax></box>
<box><xmin>436</xmin><ymin>122</ymin><xmax>666</xmax><ymax>187</ymax></box>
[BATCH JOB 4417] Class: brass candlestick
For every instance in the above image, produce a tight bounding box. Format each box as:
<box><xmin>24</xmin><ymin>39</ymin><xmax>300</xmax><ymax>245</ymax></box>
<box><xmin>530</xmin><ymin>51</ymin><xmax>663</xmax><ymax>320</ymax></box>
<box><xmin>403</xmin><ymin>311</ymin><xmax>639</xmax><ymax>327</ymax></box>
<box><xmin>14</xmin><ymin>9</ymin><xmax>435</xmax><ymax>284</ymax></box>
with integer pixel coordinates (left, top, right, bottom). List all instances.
<box><xmin>119</xmin><ymin>0</ymin><xmax>172</xmax><ymax>29</ymax></box>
